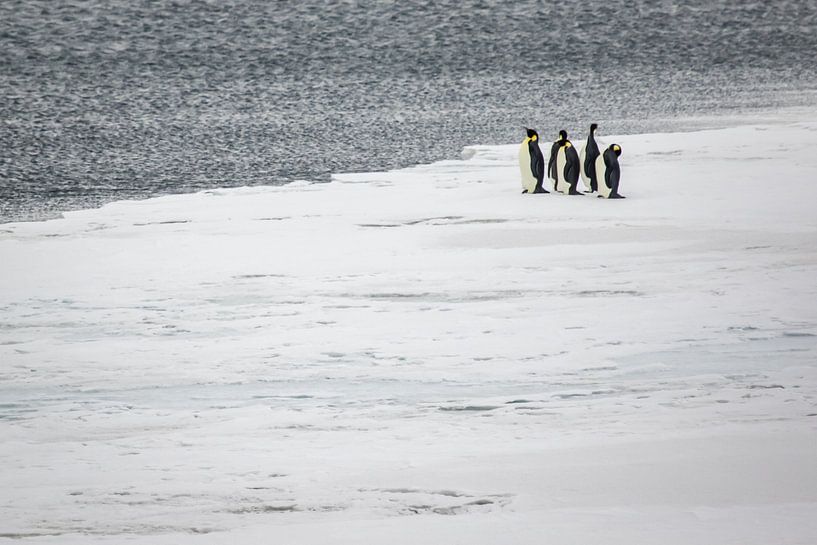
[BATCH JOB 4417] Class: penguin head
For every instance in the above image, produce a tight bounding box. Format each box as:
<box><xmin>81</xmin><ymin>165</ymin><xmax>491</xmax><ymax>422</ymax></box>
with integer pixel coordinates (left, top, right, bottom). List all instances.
<box><xmin>590</xmin><ymin>123</ymin><xmax>598</xmax><ymax>133</ymax></box>
<box><xmin>525</xmin><ymin>127</ymin><xmax>539</xmax><ymax>141</ymax></box>
<box><xmin>610</xmin><ymin>144</ymin><xmax>622</xmax><ymax>156</ymax></box>
<box><xmin>558</xmin><ymin>130</ymin><xmax>567</xmax><ymax>141</ymax></box>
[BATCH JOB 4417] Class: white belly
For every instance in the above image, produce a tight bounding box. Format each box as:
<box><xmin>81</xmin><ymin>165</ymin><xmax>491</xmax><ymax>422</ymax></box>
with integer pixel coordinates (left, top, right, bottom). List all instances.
<box><xmin>518</xmin><ymin>142</ymin><xmax>537</xmax><ymax>193</ymax></box>
<box><xmin>595</xmin><ymin>154</ymin><xmax>612</xmax><ymax>198</ymax></box>
<box><xmin>555</xmin><ymin>148</ymin><xmax>569</xmax><ymax>194</ymax></box>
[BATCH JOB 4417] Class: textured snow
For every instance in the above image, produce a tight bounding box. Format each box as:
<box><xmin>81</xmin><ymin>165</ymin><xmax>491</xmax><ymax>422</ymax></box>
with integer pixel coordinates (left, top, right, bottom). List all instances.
<box><xmin>1</xmin><ymin>118</ymin><xmax>817</xmax><ymax>544</ymax></box>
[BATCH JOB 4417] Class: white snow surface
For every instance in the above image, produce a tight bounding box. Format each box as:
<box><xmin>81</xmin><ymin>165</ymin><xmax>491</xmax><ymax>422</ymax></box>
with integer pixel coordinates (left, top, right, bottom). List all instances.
<box><xmin>1</xmin><ymin>117</ymin><xmax>817</xmax><ymax>544</ymax></box>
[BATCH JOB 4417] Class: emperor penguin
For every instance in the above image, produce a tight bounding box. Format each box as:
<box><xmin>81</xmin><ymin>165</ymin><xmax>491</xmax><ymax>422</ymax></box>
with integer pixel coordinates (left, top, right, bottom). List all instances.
<box><xmin>547</xmin><ymin>130</ymin><xmax>567</xmax><ymax>190</ymax></box>
<box><xmin>580</xmin><ymin>123</ymin><xmax>601</xmax><ymax>192</ymax></box>
<box><xmin>595</xmin><ymin>144</ymin><xmax>625</xmax><ymax>199</ymax></box>
<box><xmin>519</xmin><ymin>128</ymin><xmax>548</xmax><ymax>194</ymax></box>
<box><xmin>554</xmin><ymin>133</ymin><xmax>583</xmax><ymax>195</ymax></box>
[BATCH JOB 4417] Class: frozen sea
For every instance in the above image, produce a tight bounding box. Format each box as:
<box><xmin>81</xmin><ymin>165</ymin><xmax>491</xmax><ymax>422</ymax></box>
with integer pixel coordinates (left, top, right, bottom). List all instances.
<box><xmin>3</xmin><ymin>1</ymin><xmax>817</xmax><ymax>542</ymax></box>
<box><xmin>1</xmin><ymin>113</ymin><xmax>816</xmax><ymax>543</ymax></box>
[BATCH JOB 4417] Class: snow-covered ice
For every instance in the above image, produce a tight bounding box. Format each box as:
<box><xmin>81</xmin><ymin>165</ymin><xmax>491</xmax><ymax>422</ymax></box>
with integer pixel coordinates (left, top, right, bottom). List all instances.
<box><xmin>1</xmin><ymin>117</ymin><xmax>817</xmax><ymax>544</ymax></box>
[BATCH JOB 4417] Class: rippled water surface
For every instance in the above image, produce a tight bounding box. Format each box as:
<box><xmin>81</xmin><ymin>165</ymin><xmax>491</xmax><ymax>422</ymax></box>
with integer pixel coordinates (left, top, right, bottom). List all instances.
<box><xmin>2</xmin><ymin>0</ymin><xmax>817</xmax><ymax>221</ymax></box>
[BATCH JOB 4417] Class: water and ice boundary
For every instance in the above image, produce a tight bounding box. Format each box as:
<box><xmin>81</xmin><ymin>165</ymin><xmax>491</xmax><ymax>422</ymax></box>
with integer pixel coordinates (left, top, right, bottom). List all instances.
<box><xmin>1</xmin><ymin>115</ymin><xmax>817</xmax><ymax>543</ymax></box>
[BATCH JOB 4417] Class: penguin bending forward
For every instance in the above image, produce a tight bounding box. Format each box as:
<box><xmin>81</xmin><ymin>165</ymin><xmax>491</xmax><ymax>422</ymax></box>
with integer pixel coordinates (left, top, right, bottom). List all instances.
<box><xmin>595</xmin><ymin>144</ymin><xmax>625</xmax><ymax>199</ymax></box>
<box><xmin>580</xmin><ymin>123</ymin><xmax>601</xmax><ymax>192</ymax></box>
<box><xmin>519</xmin><ymin>128</ymin><xmax>548</xmax><ymax>194</ymax></box>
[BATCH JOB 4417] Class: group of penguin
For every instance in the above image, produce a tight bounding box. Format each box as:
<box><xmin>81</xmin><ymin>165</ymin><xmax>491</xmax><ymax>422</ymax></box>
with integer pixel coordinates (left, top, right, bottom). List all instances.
<box><xmin>519</xmin><ymin>124</ymin><xmax>624</xmax><ymax>198</ymax></box>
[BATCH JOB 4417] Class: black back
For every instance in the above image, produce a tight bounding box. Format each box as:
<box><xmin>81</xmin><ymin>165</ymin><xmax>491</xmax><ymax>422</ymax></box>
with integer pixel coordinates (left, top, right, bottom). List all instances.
<box><xmin>564</xmin><ymin>143</ymin><xmax>580</xmax><ymax>186</ymax></box>
<box><xmin>603</xmin><ymin>147</ymin><xmax>621</xmax><ymax>192</ymax></box>
<box><xmin>528</xmin><ymin>139</ymin><xmax>545</xmax><ymax>183</ymax></box>
<box><xmin>584</xmin><ymin>125</ymin><xmax>600</xmax><ymax>191</ymax></box>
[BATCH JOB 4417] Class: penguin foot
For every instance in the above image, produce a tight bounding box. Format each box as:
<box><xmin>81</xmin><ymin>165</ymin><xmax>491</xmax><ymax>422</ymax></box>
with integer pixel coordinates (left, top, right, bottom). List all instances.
<box><xmin>568</xmin><ymin>189</ymin><xmax>584</xmax><ymax>195</ymax></box>
<box><xmin>521</xmin><ymin>189</ymin><xmax>529</xmax><ymax>194</ymax></box>
<box><xmin>610</xmin><ymin>193</ymin><xmax>626</xmax><ymax>199</ymax></box>
<box><xmin>533</xmin><ymin>187</ymin><xmax>550</xmax><ymax>194</ymax></box>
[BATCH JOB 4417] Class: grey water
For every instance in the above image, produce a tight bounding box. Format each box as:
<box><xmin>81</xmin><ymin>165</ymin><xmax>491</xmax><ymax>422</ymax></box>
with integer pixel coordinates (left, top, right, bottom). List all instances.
<box><xmin>2</xmin><ymin>0</ymin><xmax>817</xmax><ymax>223</ymax></box>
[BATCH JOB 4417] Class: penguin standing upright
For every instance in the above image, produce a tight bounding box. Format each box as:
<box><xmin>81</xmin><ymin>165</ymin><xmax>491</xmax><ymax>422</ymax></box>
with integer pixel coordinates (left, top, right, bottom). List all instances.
<box><xmin>548</xmin><ymin>130</ymin><xmax>567</xmax><ymax>190</ymax></box>
<box><xmin>556</xmin><ymin>140</ymin><xmax>583</xmax><ymax>195</ymax></box>
<box><xmin>595</xmin><ymin>144</ymin><xmax>625</xmax><ymax>199</ymax></box>
<box><xmin>519</xmin><ymin>128</ymin><xmax>548</xmax><ymax>194</ymax></box>
<box><xmin>552</xmin><ymin>131</ymin><xmax>583</xmax><ymax>195</ymax></box>
<box><xmin>580</xmin><ymin>123</ymin><xmax>601</xmax><ymax>192</ymax></box>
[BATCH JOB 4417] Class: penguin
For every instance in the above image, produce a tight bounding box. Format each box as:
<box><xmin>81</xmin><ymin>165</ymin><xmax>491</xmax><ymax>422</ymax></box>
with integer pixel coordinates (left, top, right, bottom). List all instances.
<box><xmin>595</xmin><ymin>144</ymin><xmax>625</xmax><ymax>199</ymax></box>
<box><xmin>519</xmin><ymin>128</ymin><xmax>548</xmax><ymax>194</ymax></box>
<box><xmin>547</xmin><ymin>130</ymin><xmax>567</xmax><ymax>190</ymax></box>
<box><xmin>580</xmin><ymin>123</ymin><xmax>601</xmax><ymax>192</ymax></box>
<box><xmin>552</xmin><ymin>131</ymin><xmax>583</xmax><ymax>195</ymax></box>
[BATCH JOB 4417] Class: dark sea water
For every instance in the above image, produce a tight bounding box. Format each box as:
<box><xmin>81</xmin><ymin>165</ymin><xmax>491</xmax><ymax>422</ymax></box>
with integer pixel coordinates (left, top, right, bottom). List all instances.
<box><xmin>2</xmin><ymin>0</ymin><xmax>817</xmax><ymax>222</ymax></box>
